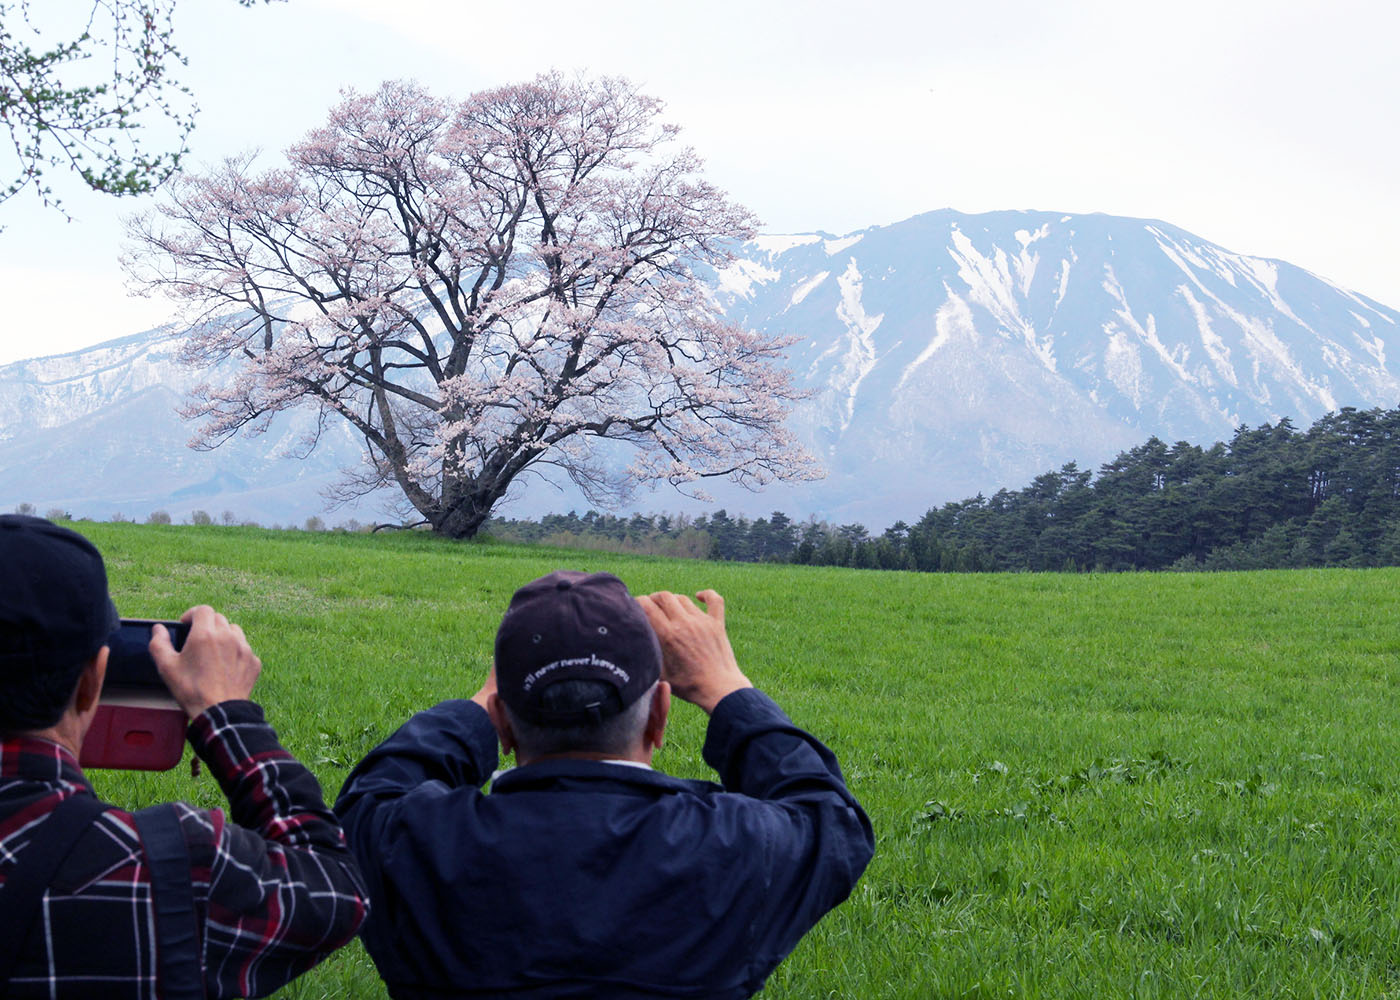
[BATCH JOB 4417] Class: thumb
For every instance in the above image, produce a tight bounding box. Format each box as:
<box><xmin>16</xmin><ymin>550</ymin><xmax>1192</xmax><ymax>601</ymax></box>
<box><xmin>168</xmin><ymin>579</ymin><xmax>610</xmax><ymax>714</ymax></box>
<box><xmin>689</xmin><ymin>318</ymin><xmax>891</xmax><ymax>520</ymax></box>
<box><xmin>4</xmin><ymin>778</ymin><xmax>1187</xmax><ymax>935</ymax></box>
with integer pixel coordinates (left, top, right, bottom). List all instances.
<box><xmin>149</xmin><ymin>623</ymin><xmax>177</xmax><ymax>670</ymax></box>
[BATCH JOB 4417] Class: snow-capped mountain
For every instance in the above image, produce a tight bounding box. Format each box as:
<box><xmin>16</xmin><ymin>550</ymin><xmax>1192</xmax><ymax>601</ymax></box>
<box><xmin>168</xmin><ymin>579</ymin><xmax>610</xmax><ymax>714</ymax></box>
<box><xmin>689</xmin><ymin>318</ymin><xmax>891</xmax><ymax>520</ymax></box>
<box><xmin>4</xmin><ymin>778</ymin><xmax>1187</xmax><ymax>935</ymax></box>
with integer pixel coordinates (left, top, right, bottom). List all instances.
<box><xmin>705</xmin><ymin>209</ymin><xmax>1400</xmax><ymax>524</ymax></box>
<box><xmin>0</xmin><ymin>329</ymin><xmax>380</xmax><ymax>526</ymax></box>
<box><xmin>2</xmin><ymin>209</ymin><xmax>1398</xmax><ymax>528</ymax></box>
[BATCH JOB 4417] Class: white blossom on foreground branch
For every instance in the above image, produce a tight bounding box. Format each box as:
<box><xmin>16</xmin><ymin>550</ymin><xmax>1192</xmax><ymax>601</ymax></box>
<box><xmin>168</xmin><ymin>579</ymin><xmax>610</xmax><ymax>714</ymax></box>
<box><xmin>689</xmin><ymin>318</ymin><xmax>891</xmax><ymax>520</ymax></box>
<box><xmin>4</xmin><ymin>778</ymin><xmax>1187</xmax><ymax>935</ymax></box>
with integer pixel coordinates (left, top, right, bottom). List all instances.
<box><xmin>124</xmin><ymin>74</ymin><xmax>820</xmax><ymax>537</ymax></box>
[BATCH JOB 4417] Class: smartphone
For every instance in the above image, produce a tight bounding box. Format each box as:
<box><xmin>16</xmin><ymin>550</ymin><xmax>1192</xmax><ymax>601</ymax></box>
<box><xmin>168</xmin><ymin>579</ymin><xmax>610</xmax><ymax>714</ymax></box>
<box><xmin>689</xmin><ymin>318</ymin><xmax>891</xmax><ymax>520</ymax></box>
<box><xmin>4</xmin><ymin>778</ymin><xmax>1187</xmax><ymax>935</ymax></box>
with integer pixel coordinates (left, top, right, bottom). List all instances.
<box><xmin>79</xmin><ymin>619</ymin><xmax>189</xmax><ymax>772</ymax></box>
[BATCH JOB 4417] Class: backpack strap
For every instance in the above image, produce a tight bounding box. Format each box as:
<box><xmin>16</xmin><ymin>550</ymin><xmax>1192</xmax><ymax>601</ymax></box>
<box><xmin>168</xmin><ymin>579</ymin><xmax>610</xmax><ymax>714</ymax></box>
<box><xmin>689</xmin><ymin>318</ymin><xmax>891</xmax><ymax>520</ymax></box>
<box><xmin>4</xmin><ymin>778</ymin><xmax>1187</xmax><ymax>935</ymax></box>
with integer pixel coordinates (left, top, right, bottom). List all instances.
<box><xmin>133</xmin><ymin>803</ymin><xmax>206</xmax><ymax>1000</ymax></box>
<box><xmin>0</xmin><ymin>793</ymin><xmax>110</xmax><ymax>987</ymax></box>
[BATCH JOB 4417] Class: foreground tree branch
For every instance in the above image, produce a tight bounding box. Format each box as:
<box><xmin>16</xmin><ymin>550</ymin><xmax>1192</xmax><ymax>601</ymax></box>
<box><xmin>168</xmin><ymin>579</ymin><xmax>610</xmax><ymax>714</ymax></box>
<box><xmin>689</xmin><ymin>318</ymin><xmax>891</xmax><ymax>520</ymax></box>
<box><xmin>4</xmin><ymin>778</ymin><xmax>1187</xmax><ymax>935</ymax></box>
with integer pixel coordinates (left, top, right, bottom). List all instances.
<box><xmin>125</xmin><ymin>73</ymin><xmax>821</xmax><ymax>538</ymax></box>
<box><xmin>0</xmin><ymin>0</ymin><xmax>276</xmax><ymax>215</ymax></box>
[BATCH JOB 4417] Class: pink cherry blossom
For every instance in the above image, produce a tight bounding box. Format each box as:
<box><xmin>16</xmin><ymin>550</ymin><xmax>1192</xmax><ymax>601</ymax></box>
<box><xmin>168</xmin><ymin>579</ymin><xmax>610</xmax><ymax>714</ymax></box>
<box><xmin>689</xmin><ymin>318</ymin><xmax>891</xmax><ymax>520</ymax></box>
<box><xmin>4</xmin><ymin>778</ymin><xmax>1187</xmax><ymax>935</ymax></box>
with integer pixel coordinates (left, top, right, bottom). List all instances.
<box><xmin>124</xmin><ymin>73</ymin><xmax>821</xmax><ymax>537</ymax></box>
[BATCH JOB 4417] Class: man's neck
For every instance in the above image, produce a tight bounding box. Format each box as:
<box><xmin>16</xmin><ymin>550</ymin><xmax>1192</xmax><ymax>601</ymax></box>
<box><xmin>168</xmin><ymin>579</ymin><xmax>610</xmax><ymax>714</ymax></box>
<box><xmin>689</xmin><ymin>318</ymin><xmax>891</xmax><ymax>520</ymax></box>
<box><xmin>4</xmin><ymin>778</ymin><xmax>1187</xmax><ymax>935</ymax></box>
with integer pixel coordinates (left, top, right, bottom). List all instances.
<box><xmin>516</xmin><ymin>747</ymin><xmax>654</xmax><ymax>767</ymax></box>
<box><xmin>14</xmin><ymin>721</ymin><xmax>81</xmax><ymax>758</ymax></box>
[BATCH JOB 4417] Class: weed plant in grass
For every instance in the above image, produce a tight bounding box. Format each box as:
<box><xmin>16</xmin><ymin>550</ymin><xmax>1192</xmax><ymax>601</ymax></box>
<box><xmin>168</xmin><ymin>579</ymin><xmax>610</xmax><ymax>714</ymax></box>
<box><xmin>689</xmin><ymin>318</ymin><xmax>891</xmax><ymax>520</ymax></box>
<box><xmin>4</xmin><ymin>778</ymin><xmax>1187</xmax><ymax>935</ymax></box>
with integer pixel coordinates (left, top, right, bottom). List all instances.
<box><xmin>72</xmin><ymin>522</ymin><xmax>1400</xmax><ymax>998</ymax></box>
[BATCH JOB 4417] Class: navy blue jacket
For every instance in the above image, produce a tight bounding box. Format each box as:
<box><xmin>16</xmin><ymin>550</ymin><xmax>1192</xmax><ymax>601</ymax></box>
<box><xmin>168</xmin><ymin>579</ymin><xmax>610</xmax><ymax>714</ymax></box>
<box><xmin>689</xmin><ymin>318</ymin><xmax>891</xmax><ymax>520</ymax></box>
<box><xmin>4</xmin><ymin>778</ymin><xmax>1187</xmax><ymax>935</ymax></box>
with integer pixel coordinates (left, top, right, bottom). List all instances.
<box><xmin>334</xmin><ymin>688</ymin><xmax>874</xmax><ymax>999</ymax></box>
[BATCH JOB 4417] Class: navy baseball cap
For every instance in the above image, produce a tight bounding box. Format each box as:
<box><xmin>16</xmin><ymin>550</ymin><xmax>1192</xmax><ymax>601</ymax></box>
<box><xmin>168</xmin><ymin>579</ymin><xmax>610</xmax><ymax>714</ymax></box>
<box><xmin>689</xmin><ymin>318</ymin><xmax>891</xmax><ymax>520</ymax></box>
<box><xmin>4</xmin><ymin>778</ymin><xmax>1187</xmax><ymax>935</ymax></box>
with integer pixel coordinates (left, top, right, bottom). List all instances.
<box><xmin>0</xmin><ymin>515</ymin><xmax>120</xmax><ymax>675</ymax></box>
<box><xmin>495</xmin><ymin>570</ymin><xmax>661</xmax><ymax>726</ymax></box>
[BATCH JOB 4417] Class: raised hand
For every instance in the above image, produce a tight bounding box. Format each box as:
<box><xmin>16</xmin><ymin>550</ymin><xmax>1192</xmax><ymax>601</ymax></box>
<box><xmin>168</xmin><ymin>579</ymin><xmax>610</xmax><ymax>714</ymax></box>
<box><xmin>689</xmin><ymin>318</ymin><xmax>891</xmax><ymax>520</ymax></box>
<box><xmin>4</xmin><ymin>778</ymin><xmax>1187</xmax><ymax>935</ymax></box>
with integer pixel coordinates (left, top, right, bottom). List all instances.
<box><xmin>150</xmin><ymin>605</ymin><xmax>262</xmax><ymax>719</ymax></box>
<box><xmin>636</xmin><ymin>589</ymin><xmax>752</xmax><ymax>715</ymax></box>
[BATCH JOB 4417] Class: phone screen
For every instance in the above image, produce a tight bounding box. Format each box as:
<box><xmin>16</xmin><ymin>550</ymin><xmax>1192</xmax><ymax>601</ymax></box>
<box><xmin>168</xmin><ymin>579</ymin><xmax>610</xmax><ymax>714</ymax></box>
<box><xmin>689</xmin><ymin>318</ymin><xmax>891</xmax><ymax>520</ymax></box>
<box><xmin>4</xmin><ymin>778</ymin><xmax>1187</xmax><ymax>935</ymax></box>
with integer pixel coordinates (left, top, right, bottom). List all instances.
<box><xmin>104</xmin><ymin>619</ymin><xmax>188</xmax><ymax>692</ymax></box>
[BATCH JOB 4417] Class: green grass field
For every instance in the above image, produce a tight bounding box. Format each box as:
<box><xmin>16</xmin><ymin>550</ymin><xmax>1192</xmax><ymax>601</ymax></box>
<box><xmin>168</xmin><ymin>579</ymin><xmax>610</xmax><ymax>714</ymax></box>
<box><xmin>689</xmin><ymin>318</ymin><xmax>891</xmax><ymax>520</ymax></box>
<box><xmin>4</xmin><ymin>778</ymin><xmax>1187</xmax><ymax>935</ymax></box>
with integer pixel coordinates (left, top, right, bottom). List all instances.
<box><xmin>74</xmin><ymin>522</ymin><xmax>1400</xmax><ymax>998</ymax></box>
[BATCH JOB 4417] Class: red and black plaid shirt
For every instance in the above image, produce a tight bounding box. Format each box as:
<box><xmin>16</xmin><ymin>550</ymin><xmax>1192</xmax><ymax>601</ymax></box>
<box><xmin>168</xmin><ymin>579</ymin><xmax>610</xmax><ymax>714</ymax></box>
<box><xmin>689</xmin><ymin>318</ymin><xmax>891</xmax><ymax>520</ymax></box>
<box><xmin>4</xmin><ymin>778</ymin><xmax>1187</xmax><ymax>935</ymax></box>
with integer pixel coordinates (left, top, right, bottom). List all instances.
<box><xmin>0</xmin><ymin>700</ymin><xmax>369</xmax><ymax>998</ymax></box>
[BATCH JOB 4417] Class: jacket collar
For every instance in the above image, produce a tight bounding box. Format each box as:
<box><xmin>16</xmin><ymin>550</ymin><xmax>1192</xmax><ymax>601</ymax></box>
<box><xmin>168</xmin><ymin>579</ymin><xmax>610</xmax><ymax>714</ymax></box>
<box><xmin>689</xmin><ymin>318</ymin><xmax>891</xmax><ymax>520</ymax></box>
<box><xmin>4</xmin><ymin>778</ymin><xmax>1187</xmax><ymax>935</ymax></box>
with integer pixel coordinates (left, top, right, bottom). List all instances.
<box><xmin>0</xmin><ymin>734</ymin><xmax>92</xmax><ymax>790</ymax></box>
<box><xmin>490</xmin><ymin>757</ymin><xmax>719</xmax><ymax>796</ymax></box>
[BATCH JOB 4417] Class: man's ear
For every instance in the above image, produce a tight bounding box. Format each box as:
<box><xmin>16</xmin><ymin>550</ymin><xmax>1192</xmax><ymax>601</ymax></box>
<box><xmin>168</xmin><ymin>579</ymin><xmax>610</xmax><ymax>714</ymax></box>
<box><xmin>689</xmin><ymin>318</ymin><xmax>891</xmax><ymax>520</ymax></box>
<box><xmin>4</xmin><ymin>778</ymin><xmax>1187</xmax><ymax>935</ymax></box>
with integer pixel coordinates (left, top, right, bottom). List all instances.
<box><xmin>73</xmin><ymin>646</ymin><xmax>108</xmax><ymax>716</ymax></box>
<box><xmin>643</xmin><ymin>681</ymin><xmax>670</xmax><ymax>753</ymax></box>
<box><xmin>485</xmin><ymin>692</ymin><xmax>516</xmax><ymax>756</ymax></box>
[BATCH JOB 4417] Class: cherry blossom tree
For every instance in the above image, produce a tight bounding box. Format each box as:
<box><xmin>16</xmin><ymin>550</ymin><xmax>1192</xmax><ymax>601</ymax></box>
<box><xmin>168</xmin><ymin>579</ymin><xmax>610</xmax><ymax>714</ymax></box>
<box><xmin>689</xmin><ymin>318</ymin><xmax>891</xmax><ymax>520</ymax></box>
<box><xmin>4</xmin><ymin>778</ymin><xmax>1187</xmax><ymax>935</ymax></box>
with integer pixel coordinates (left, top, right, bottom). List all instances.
<box><xmin>125</xmin><ymin>74</ymin><xmax>819</xmax><ymax>538</ymax></box>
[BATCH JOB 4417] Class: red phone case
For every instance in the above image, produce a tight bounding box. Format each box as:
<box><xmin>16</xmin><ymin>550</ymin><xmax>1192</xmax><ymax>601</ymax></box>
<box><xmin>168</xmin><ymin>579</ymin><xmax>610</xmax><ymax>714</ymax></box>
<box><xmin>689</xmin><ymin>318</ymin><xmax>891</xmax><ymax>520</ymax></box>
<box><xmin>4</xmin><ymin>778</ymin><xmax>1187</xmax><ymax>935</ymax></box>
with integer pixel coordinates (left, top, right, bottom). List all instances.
<box><xmin>79</xmin><ymin>692</ymin><xmax>186</xmax><ymax>771</ymax></box>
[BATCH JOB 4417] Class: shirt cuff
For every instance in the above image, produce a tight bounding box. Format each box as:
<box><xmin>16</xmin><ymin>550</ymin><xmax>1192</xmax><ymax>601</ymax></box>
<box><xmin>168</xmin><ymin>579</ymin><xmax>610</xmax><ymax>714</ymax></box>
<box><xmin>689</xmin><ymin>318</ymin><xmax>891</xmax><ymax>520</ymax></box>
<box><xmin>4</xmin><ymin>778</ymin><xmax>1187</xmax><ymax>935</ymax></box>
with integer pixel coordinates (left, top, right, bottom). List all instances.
<box><xmin>187</xmin><ymin>700</ymin><xmax>281</xmax><ymax>767</ymax></box>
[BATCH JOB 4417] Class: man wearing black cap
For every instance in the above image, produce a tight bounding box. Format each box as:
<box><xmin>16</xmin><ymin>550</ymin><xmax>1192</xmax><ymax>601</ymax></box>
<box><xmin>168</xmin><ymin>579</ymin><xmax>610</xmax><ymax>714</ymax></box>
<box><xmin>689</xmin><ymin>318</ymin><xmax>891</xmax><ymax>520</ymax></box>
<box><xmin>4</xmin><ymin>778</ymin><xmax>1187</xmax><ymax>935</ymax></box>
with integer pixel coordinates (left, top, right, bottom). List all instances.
<box><xmin>336</xmin><ymin>569</ymin><xmax>874</xmax><ymax>1000</ymax></box>
<box><xmin>0</xmin><ymin>515</ymin><xmax>369</xmax><ymax>998</ymax></box>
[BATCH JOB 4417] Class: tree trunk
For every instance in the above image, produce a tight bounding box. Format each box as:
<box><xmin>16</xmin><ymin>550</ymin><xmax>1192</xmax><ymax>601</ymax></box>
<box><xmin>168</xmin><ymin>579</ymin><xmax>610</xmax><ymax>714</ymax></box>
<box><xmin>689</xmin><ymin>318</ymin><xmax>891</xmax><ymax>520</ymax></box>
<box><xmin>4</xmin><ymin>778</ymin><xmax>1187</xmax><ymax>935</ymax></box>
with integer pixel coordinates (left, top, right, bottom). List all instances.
<box><xmin>430</xmin><ymin>498</ymin><xmax>495</xmax><ymax>539</ymax></box>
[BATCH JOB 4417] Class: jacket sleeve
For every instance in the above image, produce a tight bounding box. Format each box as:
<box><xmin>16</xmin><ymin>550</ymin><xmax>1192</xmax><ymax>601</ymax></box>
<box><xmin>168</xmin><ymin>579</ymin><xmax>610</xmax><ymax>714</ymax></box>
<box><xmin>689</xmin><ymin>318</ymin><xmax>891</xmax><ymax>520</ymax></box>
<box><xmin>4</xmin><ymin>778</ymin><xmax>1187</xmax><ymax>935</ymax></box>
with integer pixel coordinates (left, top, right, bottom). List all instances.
<box><xmin>331</xmin><ymin>700</ymin><xmax>499</xmax><ymax>893</ymax></box>
<box><xmin>180</xmin><ymin>700</ymin><xmax>370</xmax><ymax>1000</ymax></box>
<box><xmin>701</xmin><ymin>688</ymin><xmax>875</xmax><ymax>969</ymax></box>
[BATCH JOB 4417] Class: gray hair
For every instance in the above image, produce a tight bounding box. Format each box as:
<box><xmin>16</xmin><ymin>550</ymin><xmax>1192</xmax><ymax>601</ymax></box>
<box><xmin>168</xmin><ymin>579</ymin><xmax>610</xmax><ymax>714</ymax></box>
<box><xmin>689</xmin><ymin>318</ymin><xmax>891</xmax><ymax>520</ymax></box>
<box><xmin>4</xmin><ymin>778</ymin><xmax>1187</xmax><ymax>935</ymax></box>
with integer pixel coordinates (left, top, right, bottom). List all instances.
<box><xmin>504</xmin><ymin>678</ymin><xmax>656</xmax><ymax>758</ymax></box>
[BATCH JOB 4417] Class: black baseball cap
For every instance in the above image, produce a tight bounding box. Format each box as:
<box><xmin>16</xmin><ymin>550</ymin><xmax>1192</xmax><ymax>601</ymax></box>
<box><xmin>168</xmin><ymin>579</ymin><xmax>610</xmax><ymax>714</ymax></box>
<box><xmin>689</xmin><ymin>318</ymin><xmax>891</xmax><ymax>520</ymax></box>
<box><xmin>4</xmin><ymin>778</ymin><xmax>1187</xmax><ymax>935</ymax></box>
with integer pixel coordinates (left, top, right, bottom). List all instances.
<box><xmin>495</xmin><ymin>570</ymin><xmax>661</xmax><ymax>726</ymax></box>
<box><xmin>0</xmin><ymin>515</ymin><xmax>120</xmax><ymax>675</ymax></box>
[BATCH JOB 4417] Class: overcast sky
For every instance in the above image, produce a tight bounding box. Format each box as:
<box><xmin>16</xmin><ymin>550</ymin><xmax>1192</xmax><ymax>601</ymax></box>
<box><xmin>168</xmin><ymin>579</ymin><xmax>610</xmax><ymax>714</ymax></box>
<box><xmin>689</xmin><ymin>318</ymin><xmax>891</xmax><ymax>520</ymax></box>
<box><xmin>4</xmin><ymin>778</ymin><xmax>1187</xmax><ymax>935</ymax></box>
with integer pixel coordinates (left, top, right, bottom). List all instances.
<box><xmin>0</xmin><ymin>0</ymin><xmax>1395</xmax><ymax>366</ymax></box>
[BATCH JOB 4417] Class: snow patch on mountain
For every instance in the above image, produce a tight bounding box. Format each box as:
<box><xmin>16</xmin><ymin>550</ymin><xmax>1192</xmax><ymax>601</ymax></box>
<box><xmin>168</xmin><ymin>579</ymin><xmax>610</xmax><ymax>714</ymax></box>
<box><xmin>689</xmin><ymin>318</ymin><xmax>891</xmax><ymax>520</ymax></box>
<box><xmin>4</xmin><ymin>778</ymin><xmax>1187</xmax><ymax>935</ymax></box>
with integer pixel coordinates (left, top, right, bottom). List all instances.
<box><xmin>789</xmin><ymin>271</ymin><xmax>830</xmax><ymax>308</ymax></box>
<box><xmin>1152</xmin><ymin>235</ymin><xmax>1219</xmax><ymax>301</ymax></box>
<box><xmin>1179</xmin><ymin>285</ymin><xmax>1239</xmax><ymax>388</ymax></box>
<box><xmin>1148</xmin><ymin>226</ymin><xmax>1239</xmax><ymax>289</ymax></box>
<box><xmin>1360</xmin><ymin>335</ymin><xmax>1386</xmax><ymax>366</ymax></box>
<box><xmin>828</xmin><ymin>258</ymin><xmax>883</xmax><ymax>434</ymax></box>
<box><xmin>1142</xmin><ymin>236</ymin><xmax>1338</xmax><ymax>410</ymax></box>
<box><xmin>1101</xmin><ymin>265</ymin><xmax>1194</xmax><ymax>387</ymax></box>
<box><xmin>897</xmin><ymin>291</ymin><xmax>972</xmax><ymax>391</ymax></box>
<box><xmin>751</xmin><ymin>233</ymin><xmax>821</xmax><ymax>256</ymax></box>
<box><xmin>1152</xmin><ymin>225</ymin><xmax>1314</xmax><ymax>335</ymax></box>
<box><xmin>824</xmin><ymin>234</ymin><xmax>862</xmax><ymax>256</ymax></box>
<box><xmin>1053</xmin><ymin>253</ymin><xmax>1074</xmax><ymax>312</ymax></box>
<box><xmin>1015</xmin><ymin>224</ymin><xmax>1050</xmax><ymax>248</ymax></box>
<box><xmin>948</xmin><ymin>225</ymin><xmax>1053</xmax><ymax>372</ymax></box>
<box><xmin>1230</xmin><ymin>303</ymin><xmax>1337</xmax><ymax>411</ymax></box>
<box><xmin>1103</xmin><ymin>327</ymin><xmax>1146</xmax><ymax>408</ymax></box>
<box><xmin>1339</xmin><ymin>291</ymin><xmax>1390</xmax><ymax>322</ymax></box>
<box><xmin>714</xmin><ymin>257</ymin><xmax>781</xmax><ymax>299</ymax></box>
<box><xmin>1235</xmin><ymin>257</ymin><xmax>1310</xmax><ymax>332</ymax></box>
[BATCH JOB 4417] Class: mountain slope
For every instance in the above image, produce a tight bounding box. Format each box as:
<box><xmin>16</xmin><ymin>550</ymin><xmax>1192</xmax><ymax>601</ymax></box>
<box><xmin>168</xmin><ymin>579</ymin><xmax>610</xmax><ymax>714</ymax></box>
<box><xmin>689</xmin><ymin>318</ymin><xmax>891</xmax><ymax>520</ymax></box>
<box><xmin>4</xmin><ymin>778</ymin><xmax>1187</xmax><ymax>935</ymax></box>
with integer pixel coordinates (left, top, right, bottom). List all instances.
<box><xmin>0</xmin><ymin>329</ymin><xmax>384</xmax><ymax>525</ymax></box>
<box><xmin>703</xmin><ymin>209</ymin><xmax>1400</xmax><ymax>522</ymax></box>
